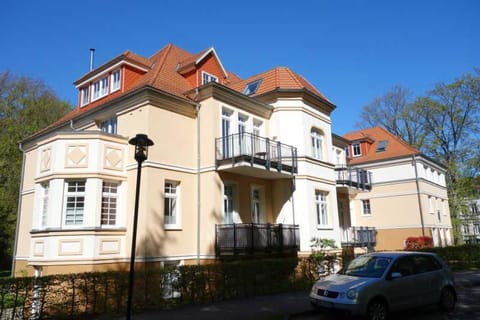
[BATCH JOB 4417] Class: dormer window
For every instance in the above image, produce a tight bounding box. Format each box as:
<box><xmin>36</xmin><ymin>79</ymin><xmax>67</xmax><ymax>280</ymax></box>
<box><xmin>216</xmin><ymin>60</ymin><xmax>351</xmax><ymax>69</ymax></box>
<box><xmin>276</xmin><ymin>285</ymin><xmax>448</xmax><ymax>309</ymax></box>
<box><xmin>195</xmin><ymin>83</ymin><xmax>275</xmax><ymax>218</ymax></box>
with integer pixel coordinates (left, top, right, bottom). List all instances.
<box><xmin>243</xmin><ymin>79</ymin><xmax>262</xmax><ymax>95</ymax></box>
<box><xmin>202</xmin><ymin>71</ymin><xmax>218</xmax><ymax>84</ymax></box>
<box><xmin>92</xmin><ymin>76</ymin><xmax>109</xmax><ymax>101</ymax></box>
<box><xmin>111</xmin><ymin>70</ymin><xmax>121</xmax><ymax>92</ymax></box>
<box><xmin>100</xmin><ymin>117</ymin><xmax>117</xmax><ymax>134</ymax></box>
<box><xmin>352</xmin><ymin>142</ymin><xmax>361</xmax><ymax>157</ymax></box>
<box><xmin>376</xmin><ymin>140</ymin><xmax>388</xmax><ymax>152</ymax></box>
<box><xmin>80</xmin><ymin>86</ymin><xmax>90</xmax><ymax>107</ymax></box>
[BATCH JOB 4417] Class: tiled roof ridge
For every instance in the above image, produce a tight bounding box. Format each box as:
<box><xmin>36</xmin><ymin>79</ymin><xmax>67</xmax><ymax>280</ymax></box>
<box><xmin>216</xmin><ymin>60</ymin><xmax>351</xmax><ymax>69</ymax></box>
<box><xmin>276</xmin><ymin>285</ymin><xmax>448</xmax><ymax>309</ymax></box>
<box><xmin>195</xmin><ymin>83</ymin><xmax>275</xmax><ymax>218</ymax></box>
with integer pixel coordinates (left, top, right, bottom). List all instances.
<box><xmin>148</xmin><ymin>43</ymin><xmax>174</xmax><ymax>87</ymax></box>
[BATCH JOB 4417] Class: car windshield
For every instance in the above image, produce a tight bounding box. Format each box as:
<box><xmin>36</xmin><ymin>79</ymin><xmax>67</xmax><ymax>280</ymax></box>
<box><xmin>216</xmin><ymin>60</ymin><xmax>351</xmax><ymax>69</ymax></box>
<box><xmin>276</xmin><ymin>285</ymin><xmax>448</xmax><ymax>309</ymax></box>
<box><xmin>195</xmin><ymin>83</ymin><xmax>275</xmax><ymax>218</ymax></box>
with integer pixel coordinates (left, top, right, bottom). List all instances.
<box><xmin>341</xmin><ymin>255</ymin><xmax>393</xmax><ymax>278</ymax></box>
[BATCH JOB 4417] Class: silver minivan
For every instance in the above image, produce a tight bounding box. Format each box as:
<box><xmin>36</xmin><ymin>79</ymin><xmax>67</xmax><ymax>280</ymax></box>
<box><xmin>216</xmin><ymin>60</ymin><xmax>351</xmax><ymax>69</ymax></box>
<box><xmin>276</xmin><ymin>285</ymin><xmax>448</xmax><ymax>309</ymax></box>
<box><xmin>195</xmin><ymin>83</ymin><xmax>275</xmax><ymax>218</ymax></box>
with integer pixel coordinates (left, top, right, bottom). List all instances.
<box><xmin>310</xmin><ymin>251</ymin><xmax>456</xmax><ymax>320</ymax></box>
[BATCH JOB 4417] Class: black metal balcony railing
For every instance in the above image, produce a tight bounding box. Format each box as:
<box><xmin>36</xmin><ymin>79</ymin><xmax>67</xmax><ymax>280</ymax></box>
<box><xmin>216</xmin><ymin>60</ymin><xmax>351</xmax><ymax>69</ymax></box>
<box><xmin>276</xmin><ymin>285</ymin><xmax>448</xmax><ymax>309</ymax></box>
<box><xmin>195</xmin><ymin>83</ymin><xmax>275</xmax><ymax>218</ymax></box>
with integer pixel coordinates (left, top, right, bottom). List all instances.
<box><xmin>215</xmin><ymin>223</ymin><xmax>300</xmax><ymax>256</ymax></box>
<box><xmin>335</xmin><ymin>166</ymin><xmax>372</xmax><ymax>191</ymax></box>
<box><xmin>215</xmin><ymin>133</ymin><xmax>298</xmax><ymax>174</ymax></box>
<box><xmin>341</xmin><ymin>226</ymin><xmax>377</xmax><ymax>248</ymax></box>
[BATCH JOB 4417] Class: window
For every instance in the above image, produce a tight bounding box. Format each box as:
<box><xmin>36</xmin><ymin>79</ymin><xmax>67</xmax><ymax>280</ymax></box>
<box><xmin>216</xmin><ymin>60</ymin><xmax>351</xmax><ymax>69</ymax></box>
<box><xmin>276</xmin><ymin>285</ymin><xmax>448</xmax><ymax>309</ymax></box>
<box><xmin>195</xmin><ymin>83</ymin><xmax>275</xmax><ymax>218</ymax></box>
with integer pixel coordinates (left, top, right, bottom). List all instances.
<box><xmin>376</xmin><ymin>140</ymin><xmax>388</xmax><ymax>152</ymax></box>
<box><xmin>92</xmin><ymin>76</ymin><xmax>109</xmax><ymax>101</ymax></box>
<box><xmin>473</xmin><ymin>224</ymin><xmax>480</xmax><ymax>235</ymax></box>
<box><xmin>362</xmin><ymin>199</ymin><xmax>372</xmax><ymax>215</ymax></box>
<box><xmin>243</xmin><ymin>79</ymin><xmax>262</xmax><ymax>95</ymax></box>
<box><xmin>41</xmin><ymin>182</ymin><xmax>49</xmax><ymax>227</ymax></box>
<box><xmin>101</xmin><ymin>182</ymin><xmax>118</xmax><ymax>225</ymax></box>
<box><xmin>221</xmin><ymin>109</ymin><xmax>232</xmax><ymax>157</ymax></box>
<box><xmin>164</xmin><ymin>182</ymin><xmax>179</xmax><ymax>227</ymax></box>
<box><xmin>352</xmin><ymin>143</ymin><xmax>361</xmax><ymax>157</ymax></box>
<box><xmin>224</xmin><ymin>185</ymin><xmax>234</xmax><ymax>224</ymax></box>
<box><xmin>472</xmin><ymin>203</ymin><xmax>479</xmax><ymax>215</ymax></box>
<box><xmin>238</xmin><ymin>115</ymin><xmax>248</xmax><ymax>154</ymax></box>
<box><xmin>428</xmin><ymin>196</ymin><xmax>435</xmax><ymax>214</ymax></box>
<box><xmin>251</xmin><ymin>187</ymin><xmax>264</xmax><ymax>223</ymax></box>
<box><xmin>311</xmin><ymin>129</ymin><xmax>323</xmax><ymax>160</ymax></box>
<box><xmin>101</xmin><ymin>117</ymin><xmax>117</xmax><ymax>134</ymax></box>
<box><xmin>64</xmin><ymin>180</ymin><xmax>85</xmax><ymax>225</ymax></box>
<box><xmin>202</xmin><ymin>71</ymin><xmax>218</xmax><ymax>84</ymax></box>
<box><xmin>111</xmin><ymin>70</ymin><xmax>121</xmax><ymax>92</ymax></box>
<box><xmin>463</xmin><ymin>224</ymin><xmax>470</xmax><ymax>234</ymax></box>
<box><xmin>315</xmin><ymin>191</ymin><xmax>328</xmax><ymax>226</ymax></box>
<box><xmin>345</xmin><ymin>146</ymin><xmax>350</xmax><ymax>157</ymax></box>
<box><xmin>81</xmin><ymin>86</ymin><xmax>90</xmax><ymax>106</ymax></box>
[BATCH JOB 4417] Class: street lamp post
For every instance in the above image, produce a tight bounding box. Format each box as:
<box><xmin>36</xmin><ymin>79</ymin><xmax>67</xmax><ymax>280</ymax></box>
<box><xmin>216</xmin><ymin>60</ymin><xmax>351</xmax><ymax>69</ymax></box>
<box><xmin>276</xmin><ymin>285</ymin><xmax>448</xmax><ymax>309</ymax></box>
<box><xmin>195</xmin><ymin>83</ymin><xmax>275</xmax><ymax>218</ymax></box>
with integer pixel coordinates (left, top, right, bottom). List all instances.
<box><xmin>126</xmin><ymin>134</ymin><xmax>154</xmax><ymax>320</ymax></box>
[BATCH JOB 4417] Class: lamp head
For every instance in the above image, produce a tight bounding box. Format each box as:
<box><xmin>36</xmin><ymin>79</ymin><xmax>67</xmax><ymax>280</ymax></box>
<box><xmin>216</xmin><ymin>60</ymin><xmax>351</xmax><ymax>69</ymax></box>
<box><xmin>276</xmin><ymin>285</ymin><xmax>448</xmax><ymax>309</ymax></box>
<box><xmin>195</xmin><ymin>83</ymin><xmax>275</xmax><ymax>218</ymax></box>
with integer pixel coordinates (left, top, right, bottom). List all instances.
<box><xmin>128</xmin><ymin>134</ymin><xmax>154</xmax><ymax>163</ymax></box>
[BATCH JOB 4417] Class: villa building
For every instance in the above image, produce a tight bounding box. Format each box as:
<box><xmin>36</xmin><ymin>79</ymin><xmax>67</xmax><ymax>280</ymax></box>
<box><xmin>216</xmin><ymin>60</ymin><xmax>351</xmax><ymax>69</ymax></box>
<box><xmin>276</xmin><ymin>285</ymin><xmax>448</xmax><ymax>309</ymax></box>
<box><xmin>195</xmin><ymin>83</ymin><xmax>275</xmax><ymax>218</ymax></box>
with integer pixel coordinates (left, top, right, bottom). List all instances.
<box><xmin>343</xmin><ymin>127</ymin><xmax>453</xmax><ymax>250</ymax></box>
<box><xmin>13</xmin><ymin>44</ymin><xmax>374</xmax><ymax>276</ymax></box>
<box><xmin>13</xmin><ymin>43</ymin><xmax>451</xmax><ymax>277</ymax></box>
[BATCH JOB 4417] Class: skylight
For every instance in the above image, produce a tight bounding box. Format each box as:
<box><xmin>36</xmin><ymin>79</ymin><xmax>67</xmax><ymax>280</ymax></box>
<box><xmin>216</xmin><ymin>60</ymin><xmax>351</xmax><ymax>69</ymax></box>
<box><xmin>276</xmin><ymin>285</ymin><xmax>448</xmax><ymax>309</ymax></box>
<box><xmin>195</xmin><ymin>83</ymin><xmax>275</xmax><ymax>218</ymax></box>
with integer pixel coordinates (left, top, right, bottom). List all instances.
<box><xmin>376</xmin><ymin>140</ymin><xmax>388</xmax><ymax>152</ymax></box>
<box><xmin>243</xmin><ymin>79</ymin><xmax>262</xmax><ymax>95</ymax></box>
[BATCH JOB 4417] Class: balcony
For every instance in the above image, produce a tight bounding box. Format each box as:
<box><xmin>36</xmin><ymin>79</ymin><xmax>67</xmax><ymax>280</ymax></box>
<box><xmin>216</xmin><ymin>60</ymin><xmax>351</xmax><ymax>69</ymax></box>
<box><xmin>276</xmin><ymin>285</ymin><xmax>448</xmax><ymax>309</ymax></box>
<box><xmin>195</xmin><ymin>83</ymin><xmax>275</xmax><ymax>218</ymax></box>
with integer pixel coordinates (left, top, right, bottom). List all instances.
<box><xmin>341</xmin><ymin>226</ymin><xmax>376</xmax><ymax>248</ymax></box>
<box><xmin>215</xmin><ymin>133</ymin><xmax>297</xmax><ymax>177</ymax></box>
<box><xmin>336</xmin><ymin>166</ymin><xmax>372</xmax><ymax>191</ymax></box>
<box><xmin>215</xmin><ymin>223</ymin><xmax>300</xmax><ymax>256</ymax></box>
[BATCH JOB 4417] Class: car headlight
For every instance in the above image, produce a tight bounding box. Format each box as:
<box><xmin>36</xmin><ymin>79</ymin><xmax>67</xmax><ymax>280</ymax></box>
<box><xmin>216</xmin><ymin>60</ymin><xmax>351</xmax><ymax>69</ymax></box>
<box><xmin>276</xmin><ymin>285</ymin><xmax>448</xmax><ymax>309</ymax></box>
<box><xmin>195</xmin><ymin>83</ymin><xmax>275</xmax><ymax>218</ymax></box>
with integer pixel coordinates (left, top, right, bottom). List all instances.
<box><xmin>346</xmin><ymin>289</ymin><xmax>358</xmax><ymax>300</ymax></box>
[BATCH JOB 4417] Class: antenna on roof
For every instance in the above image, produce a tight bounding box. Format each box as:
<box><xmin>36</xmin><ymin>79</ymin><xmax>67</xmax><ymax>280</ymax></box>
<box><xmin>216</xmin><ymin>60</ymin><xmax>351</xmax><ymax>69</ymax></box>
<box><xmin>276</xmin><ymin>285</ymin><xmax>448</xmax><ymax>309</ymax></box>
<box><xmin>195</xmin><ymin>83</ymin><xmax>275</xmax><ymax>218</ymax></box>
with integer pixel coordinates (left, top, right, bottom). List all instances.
<box><xmin>89</xmin><ymin>48</ymin><xmax>95</xmax><ymax>71</ymax></box>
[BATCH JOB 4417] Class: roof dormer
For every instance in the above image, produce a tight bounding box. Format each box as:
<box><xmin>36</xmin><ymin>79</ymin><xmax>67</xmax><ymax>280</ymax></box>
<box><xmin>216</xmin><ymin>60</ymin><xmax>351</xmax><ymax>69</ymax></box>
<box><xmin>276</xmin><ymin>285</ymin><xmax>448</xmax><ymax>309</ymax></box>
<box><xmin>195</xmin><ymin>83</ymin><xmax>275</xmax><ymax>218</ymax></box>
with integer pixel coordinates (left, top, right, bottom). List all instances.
<box><xmin>177</xmin><ymin>47</ymin><xmax>228</xmax><ymax>87</ymax></box>
<box><xmin>74</xmin><ymin>51</ymin><xmax>151</xmax><ymax>109</ymax></box>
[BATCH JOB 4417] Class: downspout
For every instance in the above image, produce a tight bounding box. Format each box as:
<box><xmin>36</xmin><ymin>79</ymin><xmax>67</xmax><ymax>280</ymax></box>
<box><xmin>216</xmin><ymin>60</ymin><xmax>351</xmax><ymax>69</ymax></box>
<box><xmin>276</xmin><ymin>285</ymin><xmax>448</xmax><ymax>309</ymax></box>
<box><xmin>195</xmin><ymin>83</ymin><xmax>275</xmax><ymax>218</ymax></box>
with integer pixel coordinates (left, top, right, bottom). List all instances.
<box><xmin>194</xmin><ymin>88</ymin><xmax>201</xmax><ymax>265</ymax></box>
<box><xmin>11</xmin><ymin>143</ymin><xmax>26</xmax><ymax>277</ymax></box>
<box><xmin>70</xmin><ymin>119</ymin><xmax>80</xmax><ymax>131</ymax></box>
<box><xmin>413</xmin><ymin>154</ymin><xmax>426</xmax><ymax>236</ymax></box>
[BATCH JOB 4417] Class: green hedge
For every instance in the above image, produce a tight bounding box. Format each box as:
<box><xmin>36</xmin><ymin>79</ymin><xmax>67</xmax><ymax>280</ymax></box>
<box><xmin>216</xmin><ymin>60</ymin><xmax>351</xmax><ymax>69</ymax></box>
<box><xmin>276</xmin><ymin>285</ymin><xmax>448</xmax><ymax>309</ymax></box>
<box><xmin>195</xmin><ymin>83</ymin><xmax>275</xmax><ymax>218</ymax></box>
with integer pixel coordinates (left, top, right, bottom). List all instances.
<box><xmin>419</xmin><ymin>244</ymin><xmax>480</xmax><ymax>271</ymax></box>
<box><xmin>0</xmin><ymin>257</ymin><xmax>325</xmax><ymax>319</ymax></box>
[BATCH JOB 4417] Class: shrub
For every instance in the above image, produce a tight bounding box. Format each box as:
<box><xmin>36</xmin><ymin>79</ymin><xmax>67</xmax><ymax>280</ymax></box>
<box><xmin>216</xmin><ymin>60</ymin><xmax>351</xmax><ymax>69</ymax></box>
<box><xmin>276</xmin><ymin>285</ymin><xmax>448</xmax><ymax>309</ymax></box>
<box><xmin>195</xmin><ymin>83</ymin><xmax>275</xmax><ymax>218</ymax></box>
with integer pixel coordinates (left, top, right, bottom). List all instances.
<box><xmin>404</xmin><ymin>236</ymin><xmax>433</xmax><ymax>250</ymax></box>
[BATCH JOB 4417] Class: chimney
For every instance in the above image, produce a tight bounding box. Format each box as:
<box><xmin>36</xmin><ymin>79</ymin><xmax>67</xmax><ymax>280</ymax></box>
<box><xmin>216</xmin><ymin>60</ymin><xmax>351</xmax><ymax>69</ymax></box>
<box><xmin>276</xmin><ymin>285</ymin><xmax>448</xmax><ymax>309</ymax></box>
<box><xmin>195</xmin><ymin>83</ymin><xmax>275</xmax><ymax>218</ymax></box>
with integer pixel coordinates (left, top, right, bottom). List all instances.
<box><xmin>89</xmin><ymin>48</ymin><xmax>95</xmax><ymax>71</ymax></box>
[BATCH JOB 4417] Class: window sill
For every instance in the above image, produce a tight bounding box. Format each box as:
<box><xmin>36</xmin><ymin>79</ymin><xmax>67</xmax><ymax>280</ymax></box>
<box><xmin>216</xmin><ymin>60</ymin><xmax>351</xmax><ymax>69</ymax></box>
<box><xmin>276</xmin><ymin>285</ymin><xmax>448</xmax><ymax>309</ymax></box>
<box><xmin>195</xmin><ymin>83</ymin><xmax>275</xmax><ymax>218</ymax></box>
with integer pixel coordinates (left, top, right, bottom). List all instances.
<box><xmin>164</xmin><ymin>225</ymin><xmax>182</xmax><ymax>231</ymax></box>
<box><xmin>316</xmin><ymin>225</ymin><xmax>333</xmax><ymax>230</ymax></box>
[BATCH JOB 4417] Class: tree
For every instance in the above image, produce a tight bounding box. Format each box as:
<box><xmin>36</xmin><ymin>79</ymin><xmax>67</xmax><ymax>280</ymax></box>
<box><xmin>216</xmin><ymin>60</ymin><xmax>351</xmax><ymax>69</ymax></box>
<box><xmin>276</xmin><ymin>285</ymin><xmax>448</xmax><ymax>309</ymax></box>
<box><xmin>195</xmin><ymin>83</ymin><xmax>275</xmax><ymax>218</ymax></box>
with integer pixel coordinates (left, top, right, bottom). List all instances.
<box><xmin>356</xmin><ymin>85</ymin><xmax>426</xmax><ymax>149</ymax></box>
<box><xmin>414</xmin><ymin>70</ymin><xmax>480</xmax><ymax>242</ymax></box>
<box><xmin>0</xmin><ymin>71</ymin><xmax>72</xmax><ymax>269</ymax></box>
<box><xmin>357</xmin><ymin>69</ymin><xmax>480</xmax><ymax>244</ymax></box>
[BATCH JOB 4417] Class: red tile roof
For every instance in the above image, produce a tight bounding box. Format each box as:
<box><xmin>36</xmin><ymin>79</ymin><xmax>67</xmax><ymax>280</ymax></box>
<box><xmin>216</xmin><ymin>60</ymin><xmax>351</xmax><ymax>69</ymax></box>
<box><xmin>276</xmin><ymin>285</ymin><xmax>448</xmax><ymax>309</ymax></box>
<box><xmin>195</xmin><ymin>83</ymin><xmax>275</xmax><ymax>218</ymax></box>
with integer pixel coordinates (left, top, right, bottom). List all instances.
<box><xmin>37</xmin><ymin>44</ymin><xmax>334</xmax><ymax>137</ymax></box>
<box><xmin>227</xmin><ymin>67</ymin><xmax>332</xmax><ymax>103</ymax></box>
<box><xmin>343</xmin><ymin>126</ymin><xmax>420</xmax><ymax>164</ymax></box>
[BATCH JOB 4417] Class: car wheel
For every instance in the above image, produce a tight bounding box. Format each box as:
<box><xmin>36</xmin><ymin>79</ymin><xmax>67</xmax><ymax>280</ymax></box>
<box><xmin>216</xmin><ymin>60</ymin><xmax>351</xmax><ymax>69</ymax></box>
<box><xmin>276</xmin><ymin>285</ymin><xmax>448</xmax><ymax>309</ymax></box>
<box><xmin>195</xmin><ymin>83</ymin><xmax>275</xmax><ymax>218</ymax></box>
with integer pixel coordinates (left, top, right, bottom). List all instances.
<box><xmin>439</xmin><ymin>287</ymin><xmax>456</xmax><ymax>312</ymax></box>
<box><xmin>367</xmin><ymin>299</ymin><xmax>388</xmax><ymax>320</ymax></box>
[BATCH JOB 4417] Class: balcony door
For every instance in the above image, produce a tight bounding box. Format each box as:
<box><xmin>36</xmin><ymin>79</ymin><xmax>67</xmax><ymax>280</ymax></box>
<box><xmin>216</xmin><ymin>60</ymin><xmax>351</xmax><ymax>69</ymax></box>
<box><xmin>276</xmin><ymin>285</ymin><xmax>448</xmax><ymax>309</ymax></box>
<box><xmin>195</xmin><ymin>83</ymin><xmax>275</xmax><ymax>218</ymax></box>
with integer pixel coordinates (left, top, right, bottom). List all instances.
<box><xmin>223</xmin><ymin>185</ymin><xmax>234</xmax><ymax>224</ymax></box>
<box><xmin>222</xmin><ymin>109</ymin><xmax>232</xmax><ymax>158</ymax></box>
<box><xmin>251</xmin><ymin>186</ymin><xmax>265</xmax><ymax>223</ymax></box>
<box><xmin>238</xmin><ymin>114</ymin><xmax>248</xmax><ymax>155</ymax></box>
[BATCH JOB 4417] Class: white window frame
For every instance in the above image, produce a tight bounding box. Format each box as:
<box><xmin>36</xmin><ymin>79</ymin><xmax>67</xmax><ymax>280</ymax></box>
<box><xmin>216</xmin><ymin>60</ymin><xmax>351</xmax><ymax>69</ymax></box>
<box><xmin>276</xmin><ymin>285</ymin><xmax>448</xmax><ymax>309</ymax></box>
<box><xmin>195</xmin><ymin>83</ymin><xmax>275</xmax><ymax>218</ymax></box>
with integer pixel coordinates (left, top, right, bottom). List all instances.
<box><xmin>251</xmin><ymin>186</ymin><xmax>265</xmax><ymax>223</ymax></box>
<box><xmin>81</xmin><ymin>86</ymin><xmax>90</xmax><ymax>107</ymax></box>
<box><xmin>64</xmin><ymin>180</ymin><xmax>86</xmax><ymax>226</ymax></box>
<box><xmin>473</xmin><ymin>224</ymin><xmax>480</xmax><ymax>235</ymax></box>
<box><xmin>315</xmin><ymin>190</ymin><xmax>329</xmax><ymax>227</ymax></box>
<box><xmin>101</xmin><ymin>181</ymin><xmax>118</xmax><ymax>226</ymax></box>
<box><xmin>352</xmin><ymin>142</ymin><xmax>361</xmax><ymax>157</ymax></box>
<box><xmin>311</xmin><ymin>129</ymin><xmax>323</xmax><ymax>160</ymax></box>
<box><xmin>41</xmin><ymin>182</ymin><xmax>49</xmax><ymax>227</ymax></box>
<box><xmin>223</xmin><ymin>184</ymin><xmax>236</xmax><ymax>224</ymax></box>
<box><xmin>101</xmin><ymin>116</ymin><xmax>117</xmax><ymax>134</ymax></box>
<box><xmin>92</xmin><ymin>76</ymin><xmax>109</xmax><ymax>101</ymax></box>
<box><xmin>202</xmin><ymin>71</ymin><xmax>218</xmax><ymax>84</ymax></box>
<box><xmin>110</xmin><ymin>69</ymin><xmax>121</xmax><ymax>92</ymax></box>
<box><xmin>362</xmin><ymin>199</ymin><xmax>372</xmax><ymax>216</ymax></box>
<box><xmin>164</xmin><ymin>181</ymin><xmax>181</xmax><ymax>229</ymax></box>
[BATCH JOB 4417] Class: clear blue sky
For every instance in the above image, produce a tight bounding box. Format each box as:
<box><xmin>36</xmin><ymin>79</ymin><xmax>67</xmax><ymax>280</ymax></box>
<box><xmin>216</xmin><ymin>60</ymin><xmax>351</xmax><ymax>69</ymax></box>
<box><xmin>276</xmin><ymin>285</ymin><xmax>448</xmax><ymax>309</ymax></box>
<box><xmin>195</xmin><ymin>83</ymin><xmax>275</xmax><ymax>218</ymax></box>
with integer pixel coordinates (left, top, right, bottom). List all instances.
<box><xmin>1</xmin><ymin>0</ymin><xmax>478</xmax><ymax>135</ymax></box>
